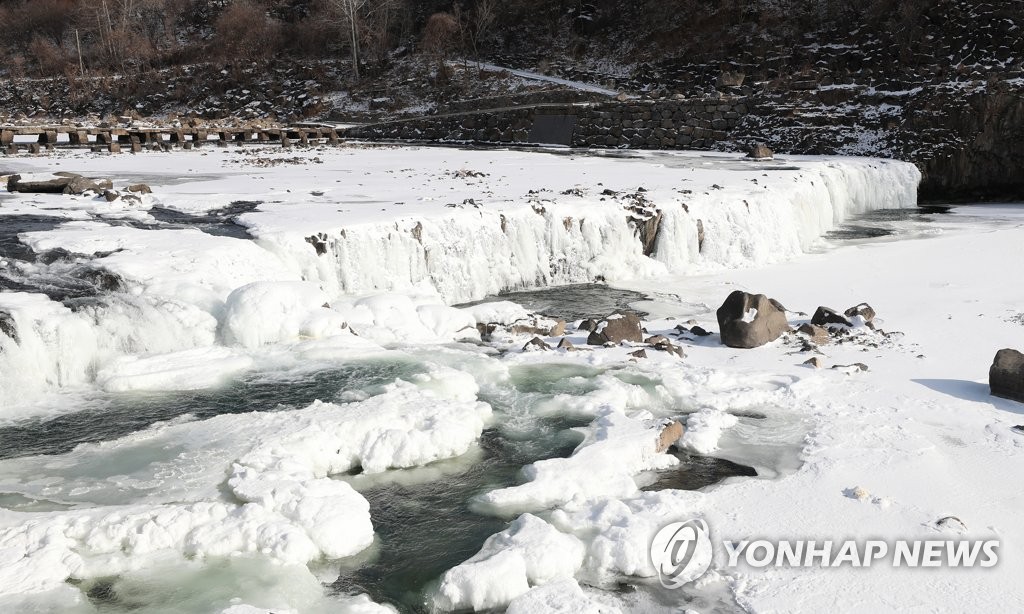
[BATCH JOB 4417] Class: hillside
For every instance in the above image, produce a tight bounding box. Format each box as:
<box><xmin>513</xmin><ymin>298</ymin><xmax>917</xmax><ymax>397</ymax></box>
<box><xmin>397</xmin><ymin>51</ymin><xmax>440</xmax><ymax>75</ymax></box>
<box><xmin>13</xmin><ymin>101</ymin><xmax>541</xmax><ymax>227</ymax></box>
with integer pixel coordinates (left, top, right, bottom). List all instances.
<box><xmin>1</xmin><ymin>0</ymin><xmax>1022</xmax><ymax>198</ymax></box>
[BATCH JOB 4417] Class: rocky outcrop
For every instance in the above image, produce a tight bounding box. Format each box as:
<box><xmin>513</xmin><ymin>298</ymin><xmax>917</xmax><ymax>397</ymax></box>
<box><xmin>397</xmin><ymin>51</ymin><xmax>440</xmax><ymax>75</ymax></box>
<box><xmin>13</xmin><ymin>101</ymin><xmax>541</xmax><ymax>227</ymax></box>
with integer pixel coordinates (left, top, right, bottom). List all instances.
<box><xmin>917</xmin><ymin>90</ymin><xmax>1024</xmax><ymax>202</ymax></box>
<box><xmin>717</xmin><ymin>290</ymin><xmax>791</xmax><ymax>349</ymax></box>
<box><xmin>990</xmin><ymin>349</ymin><xmax>1024</xmax><ymax>402</ymax></box>
<box><xmin>587</xmin><ymin>311</ymin><xmax>644</xmax><ymax>345</ymax></box>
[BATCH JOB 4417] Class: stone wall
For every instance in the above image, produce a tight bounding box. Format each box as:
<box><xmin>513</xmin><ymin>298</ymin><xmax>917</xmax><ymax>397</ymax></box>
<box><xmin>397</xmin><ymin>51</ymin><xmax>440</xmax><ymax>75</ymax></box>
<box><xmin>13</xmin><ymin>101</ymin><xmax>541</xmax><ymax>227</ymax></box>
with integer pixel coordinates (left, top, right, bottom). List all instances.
<box><xmin>343</xmin><ymin>97</ymin><xmax>751</xmax><ymax>150</ymax></box>
<box><xmin>571</xmin><ymin>99</ymin><xmax>747</xmax><ymax>149</ymax></box>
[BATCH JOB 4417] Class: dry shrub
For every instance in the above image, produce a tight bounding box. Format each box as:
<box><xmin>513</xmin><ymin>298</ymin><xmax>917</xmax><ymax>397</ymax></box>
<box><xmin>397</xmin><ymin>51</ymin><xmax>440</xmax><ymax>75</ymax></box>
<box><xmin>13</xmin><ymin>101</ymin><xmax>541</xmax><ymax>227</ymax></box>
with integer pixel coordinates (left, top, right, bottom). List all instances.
<box><xmin>28</xmin><ymin>35</ymin><xmax>67</xmax><ymax>76</ymax></box>
<box><xmin>214</xmin><ymin>1</ymin><xmax>283</xmax><ymax>62</ymax></box>
<box><xmin>422</xmin><ymin>12</ymin><xmax>460</xmax><ymax>58</ymax></box>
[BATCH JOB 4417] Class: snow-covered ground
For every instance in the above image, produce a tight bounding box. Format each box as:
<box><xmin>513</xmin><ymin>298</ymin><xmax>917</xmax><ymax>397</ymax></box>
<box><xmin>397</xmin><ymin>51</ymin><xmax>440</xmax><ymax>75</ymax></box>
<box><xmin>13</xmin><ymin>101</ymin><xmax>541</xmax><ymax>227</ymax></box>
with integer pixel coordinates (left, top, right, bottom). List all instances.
<box><xmin>0</xmin><ymin>145</ymin><xmax>1019</xmax><ymax>613</ymax></box>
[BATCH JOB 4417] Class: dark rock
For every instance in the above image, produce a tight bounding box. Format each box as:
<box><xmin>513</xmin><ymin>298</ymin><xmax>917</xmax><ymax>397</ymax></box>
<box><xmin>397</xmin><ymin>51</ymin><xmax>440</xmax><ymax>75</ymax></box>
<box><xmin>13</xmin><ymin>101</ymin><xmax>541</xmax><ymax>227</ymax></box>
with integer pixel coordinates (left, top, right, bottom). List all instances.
<box><xmin>990</xmin><ymin>348</ymin><xmax>1024</xmax><ymax>402</ymax></box>
<box><xmin>523</xmin><ymin>337</ymin><xmax>551</xmax><ymax>352</ymax></box>
<box><xmin>557</xmin><ymin>338</ymin><xmax>576</xmax><ymax>351</ymax></box>
<box><xmin>645</xmin><ymin>335</ymin><xmax>669</xmax><ymax>345</ymax></box>
<box><xmin>811</xmin><ymin>306</ymin><xmax>853</xmax><ymax>328</ymax></box>
<box><xmin>0</xmin><ymin>310</ymin><xmax>17</xmax><ymax>343</ymax></box>
<box><xmin>81</xmin><ymin>268</ymin><xmax>123</xmax><ymax>292</ymax></box>
<box><xmin>746</xmin><ymin>144</ymin><xmax>774</xmax><ymax>160</ymax></box>
<box><xmin>629</xmin><ymin>210</ymin><xmax>662</xmax><ymax>257</ymax></box>
<box><xmin>717</xmin><ymin>71</ymin><xmax>745</xmax><ymax>88</ymax></box>
<box><xmin>844</xmin><ymin>303</ymin><xmax>876</xmax><ymax>322</ymax></box>
<box><xmin>652</xmin><ymin>338</ymin><xmax>685</xmax><ymax>358</ymax></box>
<box><xmin>716</xmin><ymin>290</ymin><xmax>790</xmax><ymax>348</ymax></box>
<box><xmin>62</xmin><ymin>176</ymin><xmax>102</xmax><ymax>195</ymax></box>
<box><xmin>797</xmin><ymin>323</ymin><xmax>830</xmax><ymax>345</ymax></box>
<box><xmin>832</xmin><ymin>363</ymin><xmax>869</xmax><ymax>373</ymax></box>
<box><xmin>126</xmin><ymin>183</ymin><xmax>152</xmax><ymax>194</ymax></box>
<box><xmin>803</xmin><ymin>357</ymin><xmax>824</xmax><ymax>368</ymax></box>
<box><xmin>578</xmin><ymin>318</ymin><xmax>599</xmax><ymax>332</ymax></box>
<box><xmin>587</xmin><ymin>311</ymin><xmax>644</xmax><ymax>345</ymax></box>
<box><xmin>689</xmin><ymin>325</ymin><xmax>712</xmax><ymax>336</ymax></box>
<box><xmin>102</xmin><ymin>190</ymin><xmax>120</xmax><ymax>202</ymax></box>
<box><xmin>8</xmin><ymin>173</ymin><xmax>79</xmax><ymax>193</ymax></box>
<box><xmin>629</xmin><ymin>349</ymin><xmax>648</xmax><ymax>359</ymax></box>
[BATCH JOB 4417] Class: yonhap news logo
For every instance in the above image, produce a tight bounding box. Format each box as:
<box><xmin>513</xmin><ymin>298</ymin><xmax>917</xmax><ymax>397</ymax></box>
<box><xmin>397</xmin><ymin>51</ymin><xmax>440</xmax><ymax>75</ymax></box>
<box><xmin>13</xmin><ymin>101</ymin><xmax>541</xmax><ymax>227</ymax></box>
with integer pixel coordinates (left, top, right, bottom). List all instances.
<box><xmin>650</xmin><ymin>518</ymin><xmax>714</xmax><ymax>588</ymax></box>
<box><xmin>650</xmin><ymin>518</ymin><xmax>1000</xmax><ymax>589</ymax></box>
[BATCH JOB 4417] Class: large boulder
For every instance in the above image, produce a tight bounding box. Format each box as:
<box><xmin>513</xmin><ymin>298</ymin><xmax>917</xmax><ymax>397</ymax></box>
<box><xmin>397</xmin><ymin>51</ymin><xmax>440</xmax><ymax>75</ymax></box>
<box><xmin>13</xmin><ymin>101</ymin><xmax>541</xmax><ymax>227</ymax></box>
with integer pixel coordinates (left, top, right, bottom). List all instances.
<box><xmin>586</xmin><ymin>311</ymin><xmax>643</xmax><ymax>345</ymax></box>
<box><xmin>717</xmin><ymin>290</ymin><xmax>791</xmax><ymax>348</ymax></box>
<box><xmin>990</xmin><ymin>349</ymin><xmax>1024</xmax><ymax>402</ymax></box>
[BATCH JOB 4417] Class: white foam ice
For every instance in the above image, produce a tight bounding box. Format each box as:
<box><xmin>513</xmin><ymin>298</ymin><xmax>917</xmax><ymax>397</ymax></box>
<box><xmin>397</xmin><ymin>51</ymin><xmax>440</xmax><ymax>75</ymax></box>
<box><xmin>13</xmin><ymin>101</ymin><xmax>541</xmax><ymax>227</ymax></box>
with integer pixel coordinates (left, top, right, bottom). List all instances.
<box><xmin>0</xmin><ymin>365</ymin><xmax>491</xmax><ymax>600</ymax></box>
<box><xmin>476</xmin><ymin>408</ymin><xmax>679</xmax><ymax>515</ymax></box>
<box><xmin>434</xmin><ymin>513</ymin><xmax>586</xmax><ymax>611</ymax></box>
<box><xmin>438</xmin><ymin>490</ymin><xmax>707</xmax><ymax>610</ymax></box>
<box><xmin>505</xmin><ymin>578</ymin><xmax>623</xmax><ymax>614</ymax></box>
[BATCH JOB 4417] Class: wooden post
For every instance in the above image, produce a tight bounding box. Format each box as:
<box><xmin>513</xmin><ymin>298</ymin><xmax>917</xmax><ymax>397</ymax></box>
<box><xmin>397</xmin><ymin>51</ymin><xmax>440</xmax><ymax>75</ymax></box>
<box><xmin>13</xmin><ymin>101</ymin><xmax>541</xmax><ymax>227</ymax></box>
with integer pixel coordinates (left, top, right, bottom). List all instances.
<box><xmin>75</xmin><ymin>29</ymin><xmax>85</xmax><ymax>76</ymax></box>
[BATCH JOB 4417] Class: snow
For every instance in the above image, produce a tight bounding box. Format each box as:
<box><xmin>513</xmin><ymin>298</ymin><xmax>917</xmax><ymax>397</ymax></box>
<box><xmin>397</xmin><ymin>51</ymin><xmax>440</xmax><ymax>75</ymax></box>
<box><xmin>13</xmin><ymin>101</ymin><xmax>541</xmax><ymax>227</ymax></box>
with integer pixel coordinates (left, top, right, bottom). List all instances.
<box><xmin>95</xmin><ymin>346</ymin><xmax>255</xmax><ymax>392</ymax></box>
<box><xmin>506</xmin><ymin>578</ymin><xmax>623</xmax><ymax>614</ymax></box>
<box><xmin>435</xmin><ymin>513</ymin><xmax>586</xmax><ymax>611</ymax></box>
<box><xmin>5</xmin><ymin>145</ymin><xmax>1018</xmax><ymax>613</ymax></box>
<box><xmin>0</xmin><ymin>365</ymin><xmax>490</xmax><ymax>598</ymax></box>
<box><xmin>221</xmin><ymin>281</ymin><xmax>345</xmax><ymax>348</ymax></box>
<box><xmin>469</xmin><ymin>62</ymin><xmax>620</xmax><ymax>96</ymax></box>
<box><xmin>679</xmin><ymin>408</ymin><xmax>740</xmax><ymax>454</ymax></box>
<box><xmin>476</xmin><ymin>409</ymin><xmax>679</xmax><ymax>514</ymax></box>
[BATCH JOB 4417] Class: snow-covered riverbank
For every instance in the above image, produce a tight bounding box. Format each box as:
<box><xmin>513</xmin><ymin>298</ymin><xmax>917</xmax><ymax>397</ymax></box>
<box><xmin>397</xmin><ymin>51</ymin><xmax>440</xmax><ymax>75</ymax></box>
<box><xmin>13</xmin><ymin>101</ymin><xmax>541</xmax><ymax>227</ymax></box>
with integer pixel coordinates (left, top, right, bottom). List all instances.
<box><xmin>3</xmin><ymin>145</ymin><xmax>1018</xmax><ymax>614</ymax></box>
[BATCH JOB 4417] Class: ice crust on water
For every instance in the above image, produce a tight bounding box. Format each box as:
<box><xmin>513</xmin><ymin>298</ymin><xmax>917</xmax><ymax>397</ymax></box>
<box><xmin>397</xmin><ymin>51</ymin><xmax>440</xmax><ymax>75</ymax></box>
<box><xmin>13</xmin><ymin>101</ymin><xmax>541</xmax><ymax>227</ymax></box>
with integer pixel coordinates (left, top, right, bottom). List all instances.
<box><xmin>505</xmin><ymin>578</ymin><xmax>622</xmax><ymax>614</ymax></box>
<box><xmin>0</xmin><ymin>366</ymin><xmax>490</xmax><ymax>597</ymax></box>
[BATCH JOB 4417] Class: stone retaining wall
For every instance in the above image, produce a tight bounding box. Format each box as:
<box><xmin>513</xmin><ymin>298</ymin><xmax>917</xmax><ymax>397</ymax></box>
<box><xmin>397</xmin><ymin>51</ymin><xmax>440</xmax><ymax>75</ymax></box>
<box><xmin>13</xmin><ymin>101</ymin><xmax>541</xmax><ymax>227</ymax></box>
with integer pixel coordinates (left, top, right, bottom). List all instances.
<box><xmin>343</xmin><ymin>97</ymin><xmax>752</xmax><ymax>149</ymax></box>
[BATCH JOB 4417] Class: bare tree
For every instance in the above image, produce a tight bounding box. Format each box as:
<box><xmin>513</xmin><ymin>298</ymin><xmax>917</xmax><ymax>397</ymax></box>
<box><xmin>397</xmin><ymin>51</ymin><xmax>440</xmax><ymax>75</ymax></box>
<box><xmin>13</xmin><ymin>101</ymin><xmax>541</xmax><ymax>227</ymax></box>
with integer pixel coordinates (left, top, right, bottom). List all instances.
<box><xmin>466</xmin><ymin>0</ymin><xmax>497</xmax><ymax>64</ymax></box>
<box><xmin>324</xmin><ymin>0</ymin><xmax>369</xmax><ymax>80</ymax></box>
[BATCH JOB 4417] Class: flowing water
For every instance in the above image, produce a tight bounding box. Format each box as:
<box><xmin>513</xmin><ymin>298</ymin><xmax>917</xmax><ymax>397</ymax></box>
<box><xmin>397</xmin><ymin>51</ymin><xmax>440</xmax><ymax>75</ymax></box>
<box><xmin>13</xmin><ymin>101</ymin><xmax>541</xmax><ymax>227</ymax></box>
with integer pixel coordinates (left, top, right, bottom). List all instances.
<box><xmin>0</xmin><ymin>282</ymin><xmax>761</xmax><ymax>612</ymax></box>
<box><xmin>458</xmin><ymin>283</ymin><xmax>650</xmax><ymax>321</ymax></box>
